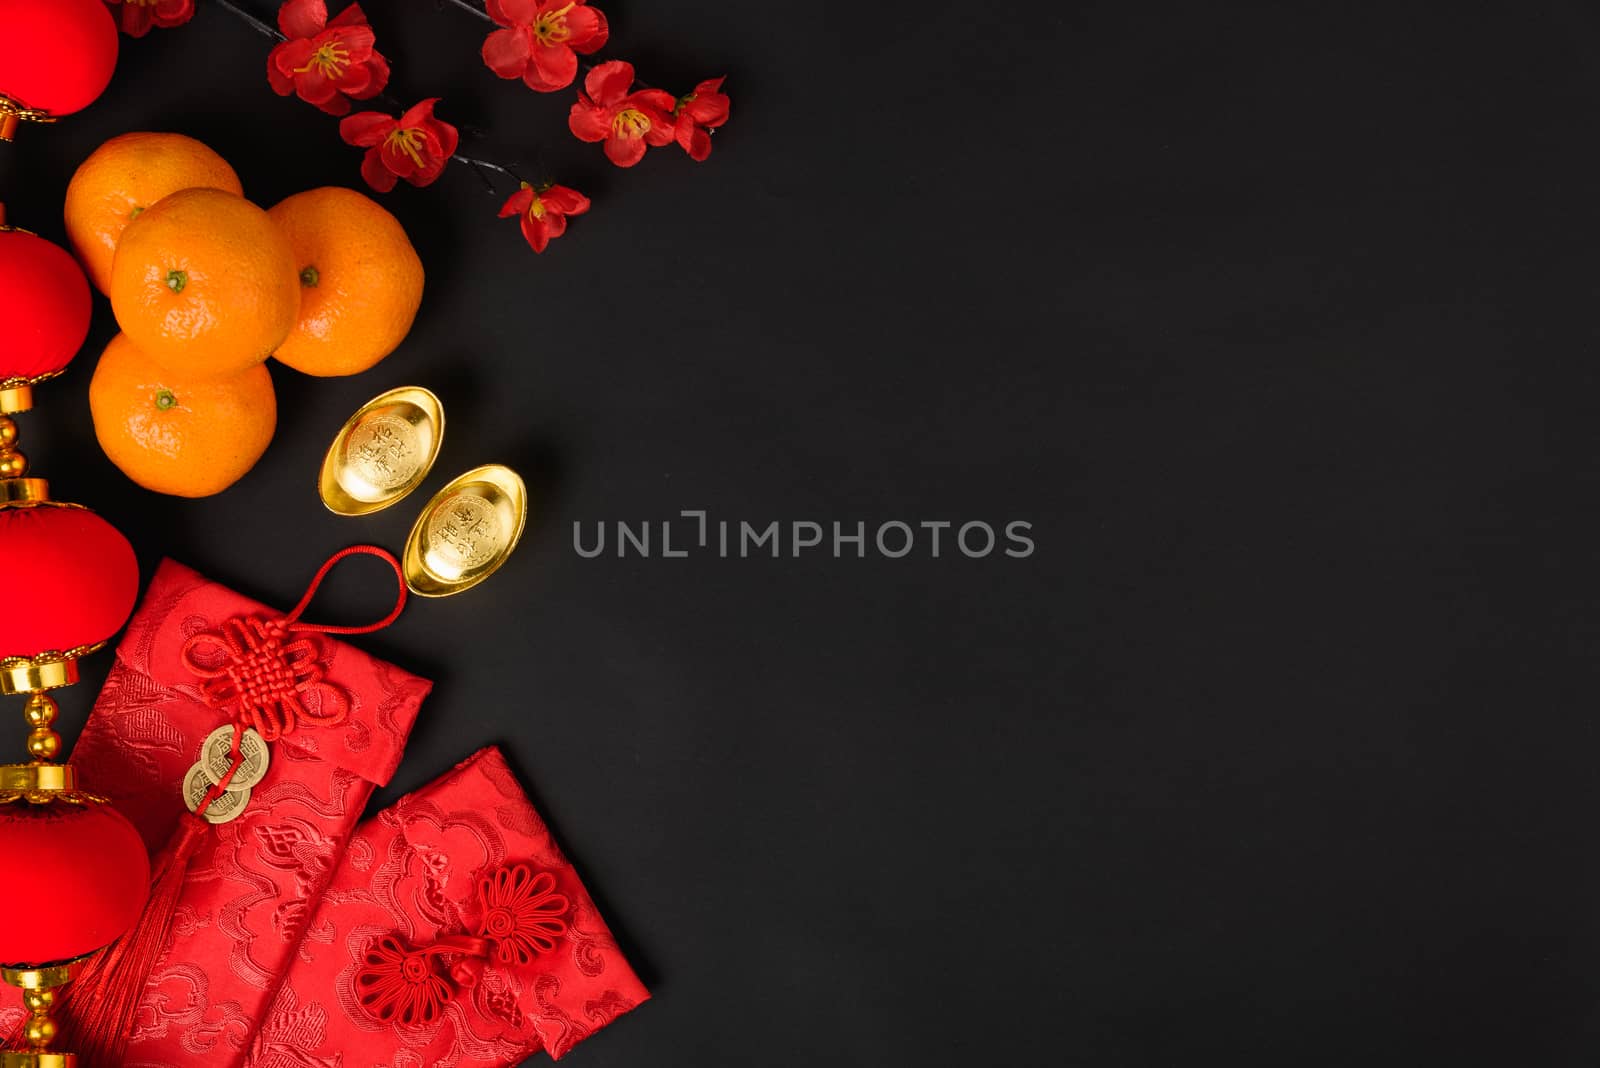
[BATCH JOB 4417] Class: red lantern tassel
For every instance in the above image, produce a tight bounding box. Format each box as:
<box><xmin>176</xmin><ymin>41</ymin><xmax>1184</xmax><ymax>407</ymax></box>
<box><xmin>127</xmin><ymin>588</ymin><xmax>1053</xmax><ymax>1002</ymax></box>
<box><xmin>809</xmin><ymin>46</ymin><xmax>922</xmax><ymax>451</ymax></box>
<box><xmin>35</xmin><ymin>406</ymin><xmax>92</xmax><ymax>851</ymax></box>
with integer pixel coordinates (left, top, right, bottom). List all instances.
<box><xmin>56</xmin><ymin>812</ymin><xmax>211</xmax><ymax>1066</ymax></box>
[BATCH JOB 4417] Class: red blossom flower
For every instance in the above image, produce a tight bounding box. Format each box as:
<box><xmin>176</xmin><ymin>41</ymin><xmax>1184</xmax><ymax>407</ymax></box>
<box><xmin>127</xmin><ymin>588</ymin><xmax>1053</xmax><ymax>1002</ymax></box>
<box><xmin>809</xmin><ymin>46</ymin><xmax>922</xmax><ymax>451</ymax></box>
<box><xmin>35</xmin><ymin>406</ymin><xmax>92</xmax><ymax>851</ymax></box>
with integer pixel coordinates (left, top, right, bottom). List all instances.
<box><xmin>339</xmin><ymin>98</ymin><xmax>460</xmax><ymax>193</ymax></box>
<box><xmin>267</xmin><ymin>0</ymin><xmax>390</xmax><ymax>116</ymax></box>
<box><xmin>498</xmin><ymin>182</ymin><xmax>590</xmax><ymax>254</ymax></box>
<box><xmin>104</xmin><ymin>0</ymin><xmax>194</xmax><ymax>38</ymax></box>
<box><xmin>673</xmin><ymin>76</ymin><xmax>730</xmax><ymax>161</ymax></box>
<box><xmin>568</xmin><ymin>61</ymin><xmax>677</xmax><ymax>168</ymax></box>
<box><xmin>482</xmin><ymin>0</ymin><xmax>607</xmax><ymax>93</ymax></box>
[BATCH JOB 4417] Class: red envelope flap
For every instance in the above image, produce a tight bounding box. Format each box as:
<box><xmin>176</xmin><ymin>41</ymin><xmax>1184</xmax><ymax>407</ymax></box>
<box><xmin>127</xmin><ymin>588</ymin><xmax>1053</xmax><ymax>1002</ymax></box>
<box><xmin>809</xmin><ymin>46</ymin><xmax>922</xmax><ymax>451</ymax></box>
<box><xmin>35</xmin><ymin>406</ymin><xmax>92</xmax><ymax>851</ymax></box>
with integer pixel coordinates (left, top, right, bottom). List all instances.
<box><xmin>115</xmin><ymin>557</ymin><xmax>431</xmax><ymax>788</ymax></box>
<box><xmin>388</xmin><ymin>746</ymin><xmax>649</xmax><ymax>1059</ymax></box>
<box><xmin>291</xmin><ymin>746</ymin><xmax>648</xmax><ymax>1061</ymax></box>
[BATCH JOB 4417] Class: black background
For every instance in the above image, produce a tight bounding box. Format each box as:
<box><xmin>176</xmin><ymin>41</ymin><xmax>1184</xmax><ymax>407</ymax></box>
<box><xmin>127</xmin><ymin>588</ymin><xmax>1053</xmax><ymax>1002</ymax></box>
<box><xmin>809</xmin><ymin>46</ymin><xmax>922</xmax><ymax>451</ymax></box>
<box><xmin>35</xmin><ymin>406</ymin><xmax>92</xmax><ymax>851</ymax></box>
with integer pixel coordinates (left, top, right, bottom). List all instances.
<box><xmin>10</xmin><ymin>1</ymin><xmax>1600</xmax><ymax>1066</ymax></box>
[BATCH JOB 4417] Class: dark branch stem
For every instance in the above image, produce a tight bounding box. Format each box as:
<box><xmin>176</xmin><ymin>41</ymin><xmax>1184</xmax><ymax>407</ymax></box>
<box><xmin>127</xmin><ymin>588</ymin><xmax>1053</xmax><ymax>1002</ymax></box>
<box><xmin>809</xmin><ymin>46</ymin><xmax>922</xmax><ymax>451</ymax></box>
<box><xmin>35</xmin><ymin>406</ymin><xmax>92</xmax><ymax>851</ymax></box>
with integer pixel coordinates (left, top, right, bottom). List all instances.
<box><xmin>452</xmin><ymin>154</ymin><xmax>528</xmax><ymax>193</ymax></box>
<box><xmin>210</xmin><ymin>0</ymin><xmax>285</xmax><ymax>40</ymax></box>
<box><xmin>439</xmin><ymin>0</ymin><xmax>494</xmax><ymax>23</ymax></box>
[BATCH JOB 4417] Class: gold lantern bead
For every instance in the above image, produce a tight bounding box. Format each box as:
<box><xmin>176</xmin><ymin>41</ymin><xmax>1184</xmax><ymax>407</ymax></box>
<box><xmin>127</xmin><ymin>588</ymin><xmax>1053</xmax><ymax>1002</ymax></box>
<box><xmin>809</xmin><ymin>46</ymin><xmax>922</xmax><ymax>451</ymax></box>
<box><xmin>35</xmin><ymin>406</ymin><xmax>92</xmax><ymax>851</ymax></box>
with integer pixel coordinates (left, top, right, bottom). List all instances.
<box><xmin>22</xmin><ymin>693</ymin><xmax>56</xmax><ymax>729</ymax></box>
<box><xmin>20</xmin><ymin>988</ymin><xmax>52</xmax><ymax>1014</ymax></box>
<box><xmin>0</xmin><ymin>447</ymin><xmax>27</xmax><ymax>479</ymax></box>
<box><xmin>0</xmin><ymin>415</ymin><xmax>15</xmax><ymax>448</ymax></box>
<box><xmin>24</xmin><ymin>727</ymin><xmax>60</xmax><ymax>761</ymax></box>
<box><xmin>22</xmin><ymin>1014</ymin><xmax>56</xmax><ymax>1047</ymax></box>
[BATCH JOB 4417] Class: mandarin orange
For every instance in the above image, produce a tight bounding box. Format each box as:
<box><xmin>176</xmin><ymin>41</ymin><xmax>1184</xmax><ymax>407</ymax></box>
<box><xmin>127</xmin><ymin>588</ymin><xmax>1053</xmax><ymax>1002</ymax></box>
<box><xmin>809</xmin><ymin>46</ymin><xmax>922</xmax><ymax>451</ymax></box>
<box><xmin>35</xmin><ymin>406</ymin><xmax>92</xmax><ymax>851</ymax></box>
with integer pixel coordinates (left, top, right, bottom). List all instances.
<box><xmin>268</xmin><ymin>186</ymin><xmax>424</xmax><ymax>377</ymax></box>
<box><xmin>109</xmin><ymin>188</ymin><xmax>299</xmax><ymax>378</ymax></box>
<box><xmin>89</xmin><ymin>332</ymin><xmax>277</xmax><ymax>498</ymax></box>
<box><xmin>64</xmin><ymin>132</ymin><xmax>243</xmax><ymax>294</ymax></box>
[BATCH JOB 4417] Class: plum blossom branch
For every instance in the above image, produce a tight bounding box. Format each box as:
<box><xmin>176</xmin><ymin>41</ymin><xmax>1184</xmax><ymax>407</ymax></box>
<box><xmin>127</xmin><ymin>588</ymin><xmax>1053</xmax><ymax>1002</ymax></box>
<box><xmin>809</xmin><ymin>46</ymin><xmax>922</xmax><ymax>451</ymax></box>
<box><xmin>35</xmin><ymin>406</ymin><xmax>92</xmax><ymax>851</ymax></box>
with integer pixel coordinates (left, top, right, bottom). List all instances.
<box><xmin>211</xmin><ymin>0</ymin><xmax>537</xmax><ymax>193</ymax></box>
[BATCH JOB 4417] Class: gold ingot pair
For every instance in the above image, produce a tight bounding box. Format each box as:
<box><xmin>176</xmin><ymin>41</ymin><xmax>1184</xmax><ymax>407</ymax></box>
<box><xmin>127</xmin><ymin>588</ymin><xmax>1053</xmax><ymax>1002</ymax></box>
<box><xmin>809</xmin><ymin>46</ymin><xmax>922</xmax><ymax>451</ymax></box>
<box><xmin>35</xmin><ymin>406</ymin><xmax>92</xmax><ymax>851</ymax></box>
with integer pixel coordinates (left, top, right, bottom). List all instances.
<box><xmin>319</xmin><ymin>387</ymin><xmax>527</xmax><ymax>597</ymax></box>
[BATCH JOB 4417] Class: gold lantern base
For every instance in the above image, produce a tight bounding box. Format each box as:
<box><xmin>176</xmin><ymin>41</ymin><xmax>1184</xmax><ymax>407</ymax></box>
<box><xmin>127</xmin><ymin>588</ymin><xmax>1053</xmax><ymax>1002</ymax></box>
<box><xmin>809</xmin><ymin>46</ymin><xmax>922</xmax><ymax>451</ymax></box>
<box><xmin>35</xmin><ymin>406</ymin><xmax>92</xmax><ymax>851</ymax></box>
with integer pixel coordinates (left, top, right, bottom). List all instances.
<box><xmin>0</xmin><ymin>667</ymin><xmax>106</xmax><ymax>806</ymax></box>
<box><xmin>0</xmin><ymin>1053</ymin><xmax>73</xmax><ymax>1068</ymax></box>
<box><xmin>0</xmin><ymin>95</ymin><xmax>55</xmax><ymax>144</ymax></box>
<box><xmin>0</xmin><ymin>962</ymin><xmax>81</xmax><ymax>1068</ymax></box>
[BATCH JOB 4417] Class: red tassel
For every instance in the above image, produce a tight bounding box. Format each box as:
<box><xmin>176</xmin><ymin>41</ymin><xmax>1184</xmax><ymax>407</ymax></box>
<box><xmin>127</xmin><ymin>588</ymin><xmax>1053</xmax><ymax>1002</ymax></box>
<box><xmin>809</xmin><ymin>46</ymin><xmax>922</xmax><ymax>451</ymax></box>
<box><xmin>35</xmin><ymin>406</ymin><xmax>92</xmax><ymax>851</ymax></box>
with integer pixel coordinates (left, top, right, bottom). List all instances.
<box><xmin>56</xmin><ymin>812</ymin><xmax>212</xmax><ymax>1067</ymax></box>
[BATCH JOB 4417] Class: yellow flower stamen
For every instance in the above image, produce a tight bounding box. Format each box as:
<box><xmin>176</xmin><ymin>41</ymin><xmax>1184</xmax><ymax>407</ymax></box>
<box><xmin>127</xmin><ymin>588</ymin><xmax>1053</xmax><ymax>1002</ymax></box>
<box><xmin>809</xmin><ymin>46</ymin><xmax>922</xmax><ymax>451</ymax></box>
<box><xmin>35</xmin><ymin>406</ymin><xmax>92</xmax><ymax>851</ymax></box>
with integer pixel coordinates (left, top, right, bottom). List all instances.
<box><xmin>294</xmin><ymin>40</ymin><xmax>351</xmax><ymax>79</ymax></box>
<box><xmin>613</xmin><ymin>108</ymin><xmax>651</xmax><ymax>139</ymax></box>
<box><xmin>532</xmin><ymin>2</ymin><xmax>578</xmax><ymax>44</ymax></box>
<box><xmin>516</xmin><ymin>181</ymin><xmax>547</xmax><ymax>221</ymax></box>
<box><xmin>383</xmin><ymin>127</ymin><xmax>427</xmax><ymax>169</ymax></box>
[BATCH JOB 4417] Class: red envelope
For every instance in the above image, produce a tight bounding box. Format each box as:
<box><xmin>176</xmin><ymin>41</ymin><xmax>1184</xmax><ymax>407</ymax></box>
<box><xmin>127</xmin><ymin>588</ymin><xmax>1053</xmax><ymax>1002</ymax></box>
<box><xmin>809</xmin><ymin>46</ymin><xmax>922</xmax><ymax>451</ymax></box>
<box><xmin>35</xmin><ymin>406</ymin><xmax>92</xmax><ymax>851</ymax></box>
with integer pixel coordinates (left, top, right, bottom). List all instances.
<box><xmin>245</xmin><ymin>746</ymin><xmax>649</xmax><ymax>1066</ymax></box>
<box><xmin>65</xmin><ymin>557</ymin><xmax>432</xmax><ymax>1067</ymax></box>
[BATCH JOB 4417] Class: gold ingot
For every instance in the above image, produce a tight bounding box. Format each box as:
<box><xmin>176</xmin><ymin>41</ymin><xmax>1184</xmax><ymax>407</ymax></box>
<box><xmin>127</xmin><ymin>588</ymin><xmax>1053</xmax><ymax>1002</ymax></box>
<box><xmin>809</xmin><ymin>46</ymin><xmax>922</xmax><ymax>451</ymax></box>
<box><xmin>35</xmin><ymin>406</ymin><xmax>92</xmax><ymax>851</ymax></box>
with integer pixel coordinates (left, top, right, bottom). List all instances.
<box><xmin>402</xmin><ymin>464</ymin><xmax>527</xmax><ymax>597</ymax></box>
<box><xmin>319</xmin><ymin>386</ymin><xmax>443</xmax><ymax>516</ymax></box>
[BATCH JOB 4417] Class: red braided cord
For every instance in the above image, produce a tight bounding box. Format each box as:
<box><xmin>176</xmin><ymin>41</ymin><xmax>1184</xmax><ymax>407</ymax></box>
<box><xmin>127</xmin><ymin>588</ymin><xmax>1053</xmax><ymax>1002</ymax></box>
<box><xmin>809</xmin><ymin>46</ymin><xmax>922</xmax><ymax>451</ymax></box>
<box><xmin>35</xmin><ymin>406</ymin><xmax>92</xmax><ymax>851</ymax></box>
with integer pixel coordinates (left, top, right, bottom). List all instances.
<box><xmin>179</xmin><ymin>546</ymin><xmax>406</xmax><ymax>741</ymax></box>
<box><xmin>193</xmin><ymin>723</ymin><xmax>246</xmax><ymax>815</ymax></box>
<box><xmin>282</xmin><ymin>544</ymin><xmax>407</xmax><ymax>634</ymax></box>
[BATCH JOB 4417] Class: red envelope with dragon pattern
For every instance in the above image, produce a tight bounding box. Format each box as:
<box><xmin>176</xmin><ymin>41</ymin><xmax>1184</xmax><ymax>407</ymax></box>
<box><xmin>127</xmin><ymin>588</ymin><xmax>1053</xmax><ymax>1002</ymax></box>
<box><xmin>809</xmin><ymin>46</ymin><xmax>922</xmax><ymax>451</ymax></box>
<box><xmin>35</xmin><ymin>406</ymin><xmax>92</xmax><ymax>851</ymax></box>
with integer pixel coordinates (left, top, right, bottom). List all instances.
<box><xmin>64</xmin><ymin>556</ymin><xmax>432</xmax><ymax>1067</ymax></box>
<box><xmin>244</xmin><ymin>745</ymin><xmax>649</xmax><ymax>1066</ymax></box>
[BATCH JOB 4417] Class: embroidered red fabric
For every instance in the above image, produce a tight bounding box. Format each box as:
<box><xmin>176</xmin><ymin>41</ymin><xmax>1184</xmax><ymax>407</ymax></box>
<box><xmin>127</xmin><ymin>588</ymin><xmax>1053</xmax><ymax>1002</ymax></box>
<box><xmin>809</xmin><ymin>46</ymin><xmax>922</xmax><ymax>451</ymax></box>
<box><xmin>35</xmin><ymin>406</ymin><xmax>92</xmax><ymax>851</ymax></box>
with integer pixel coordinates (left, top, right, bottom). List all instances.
<box><xmin>54</xmin><ymin>557</ymin><xmax>432</xmax><ymax>1067</ymax></box>
<box><xmin>246</xmin><ymin>746</ymin><xmax>649</xmax><ymax>1065</ymax></box>
<box><xmin>350</xmin><ymin>861</ymin><xmax>571</xmax><ymax>1025</ymax></box>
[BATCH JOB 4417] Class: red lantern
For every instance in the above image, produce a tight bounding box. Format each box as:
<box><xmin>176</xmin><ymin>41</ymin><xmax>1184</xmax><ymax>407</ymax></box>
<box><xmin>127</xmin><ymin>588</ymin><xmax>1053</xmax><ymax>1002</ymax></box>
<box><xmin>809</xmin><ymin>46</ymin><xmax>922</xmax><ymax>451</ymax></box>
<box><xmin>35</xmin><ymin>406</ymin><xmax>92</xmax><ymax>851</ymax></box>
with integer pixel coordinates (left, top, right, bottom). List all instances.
<box><xmin>0</xmin><ymin>801</ymin><xmax>149</xmax><ymax>965</ymax></box>
<box><xmin>0</xmin><ymin>0</ymin><xmax>118</xmax><ymax>140</ymax></box>
<box><xmin>0</xmin><ymin>218</ymin><xmax>92</xmax><ymax>405</ymax></box>
<box><xmin>0</xmin><ymin>504</ymin><xmax>138</xmax><ymax>671</ymax></box>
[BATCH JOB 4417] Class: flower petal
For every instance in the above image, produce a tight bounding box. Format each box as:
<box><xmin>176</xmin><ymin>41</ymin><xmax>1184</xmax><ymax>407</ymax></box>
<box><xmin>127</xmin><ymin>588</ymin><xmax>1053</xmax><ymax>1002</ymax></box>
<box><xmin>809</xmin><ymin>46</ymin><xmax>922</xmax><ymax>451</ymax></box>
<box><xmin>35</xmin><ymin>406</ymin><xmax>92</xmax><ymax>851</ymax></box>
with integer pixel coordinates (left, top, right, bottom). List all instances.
<box><xmin>314</xmin><ymin>90</ymin><xmax>352</xmax><ymax>116</ymax></box>
<box><xmin>642</xmin><ymin>111</ymin><xmax>676</xmax><ymax>147</ymax></box>
<box><xmin>565</xmin><ymin>5</ymin><xmax>608</xmax><ymax>53</ymax></box>
<box><xmin>339</xmin><ymin>110</ymin><xmax>394</xmax><ymax>146</ymax></box>
<box><xmin>499</xmin><ymin>187</ymin><xmax>533</xmax><ymax>218</ymax></box>
<box><xmin>399</xmin><ymin>97</ymin><xmax>442</xmax><ymax>129</ymax></box>
<box><xmin>328</xmin><ymin>23</ymin><xmax>376</xmax><ymax>62</ymax></box>
<box><xmin>295</xmin><ymin>67</ymin><xmax>340</xmax><ymax>107</ymax></box>
<box><xmin>154</xmin><ymin>0</ymin><xmax>194</xmax><ymax>25</ymax></box>
<box><xmin>349</xmin><ymin>52</ymin><xmax>389</xmax><ymax>99</ymax></box>
<box><xmin>266</xmin><ymin>47</ymin><xmax>297</xmax><ymax>95</ymax></box>
<box><xmin>541</xmin><ymin>185</ymin><xmax>589</xmax><ymax>215</ymax></box>
<box><xmin>603</xmin><ymin>132</ymin><xmax>647</xmax><ymax>167</ymax></box>
<box><xmin>631</xmin><ymin>88</ymin><xmax>678</xmax><ymax>113</ymax></box>
<box><xmin>273</xmin><ymin>38</ymin><xmax>315</xmax><ymax>75</ymax></box>
<box><xmin>519</xmin><ymin>212</ymin><xmax>551</xmax><ymax>253</ymax></box>
<box><xmin>482</xmin><ymin>27</ymin><xmax>532</xmax><ymax>79</ymax></box>
<box><xmin>120</xmin><ymin>2</ymin><xmax>154</xmax><ymax>37</ymax></box>
<box><xmin>337</xmin><ymin>62</ymin><xmax>374</xmax><ymax>97</ymax></box>
<box><xmin>328</xmin><ymin>1</ymin><xmax>369</xmax><ymax>28</ymax></box>
<box><xmin>583</xmin><ymin>60</ymin><xmax>635</xmax><ymax>106</ymax></box>
<box><xmin>279</xmin><ymin>0</ymin><xmax>328</xmax><ymax>39</ymax></box>
<box><xmin>528</xmin><ymin>40</ymin><xmax>577</xmax><ymax>92</ymax></box>
<box><xmin>432</xmin><ymin>117</ymin><xmax>460</xmax><ymax>159</ymax></box>
<box><xmin>567</xmin><ymin>101</ymin><xmax>610</xmax><ymax>142</ymax></box>
<box><xmin>360</xmin><ymin>147</ymin><xmax>398</xmax><ymax>192</ymax></box>
<box><xmin>540</xmin><ymin>210</ymin><xmax>568</xmax><ymax>241</ymax></box>
<box><xmin>678</xmin><ymin>121</ymin><xmax>712</xmax><ymax>161</ymax></box>
<box><xmin>487</xmin><ymin>0</ymin><xmax>541</xmax><ymax>27</ymax></box>
<box><xmin>684</xmin><ymin>87</ymin><xmax>729</xmax><ymax>127</ymax></box>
